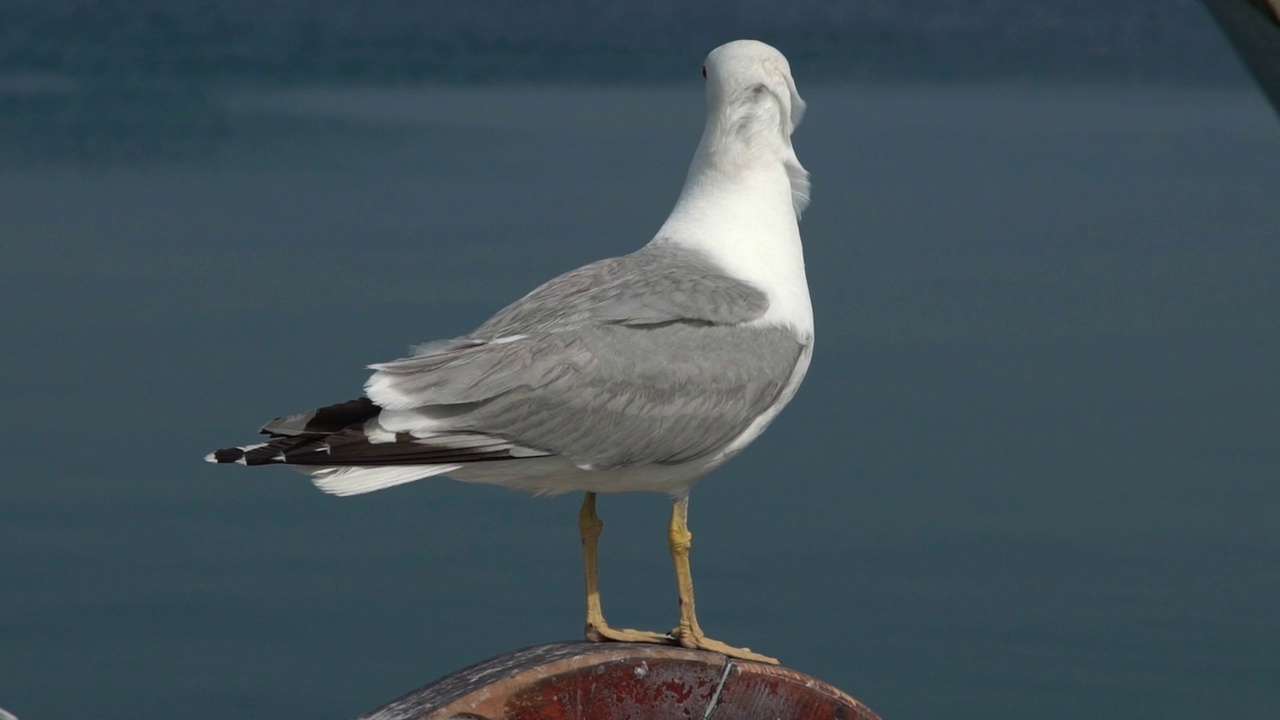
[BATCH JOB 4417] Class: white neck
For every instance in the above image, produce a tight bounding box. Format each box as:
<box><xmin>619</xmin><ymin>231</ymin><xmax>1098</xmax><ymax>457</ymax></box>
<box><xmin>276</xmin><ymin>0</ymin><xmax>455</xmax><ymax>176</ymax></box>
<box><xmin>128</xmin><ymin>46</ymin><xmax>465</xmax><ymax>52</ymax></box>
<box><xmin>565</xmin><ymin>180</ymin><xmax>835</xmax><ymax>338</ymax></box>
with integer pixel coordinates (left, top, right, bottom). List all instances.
<box><xmin>650</xmin><ymin>127</ymin><xmax>813</xmax><ymax>335</ymax></box>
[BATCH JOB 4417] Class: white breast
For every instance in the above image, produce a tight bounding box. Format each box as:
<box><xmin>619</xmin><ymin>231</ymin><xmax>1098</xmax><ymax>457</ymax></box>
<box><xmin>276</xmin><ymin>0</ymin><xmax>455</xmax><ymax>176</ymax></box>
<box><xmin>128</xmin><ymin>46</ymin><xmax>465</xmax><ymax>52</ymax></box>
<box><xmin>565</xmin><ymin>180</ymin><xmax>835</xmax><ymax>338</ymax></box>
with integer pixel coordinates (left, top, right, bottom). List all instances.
<box><xmin>653</xmin><ymin>162</ymin><xmax>814</xmax><ymax>336</ymax></box>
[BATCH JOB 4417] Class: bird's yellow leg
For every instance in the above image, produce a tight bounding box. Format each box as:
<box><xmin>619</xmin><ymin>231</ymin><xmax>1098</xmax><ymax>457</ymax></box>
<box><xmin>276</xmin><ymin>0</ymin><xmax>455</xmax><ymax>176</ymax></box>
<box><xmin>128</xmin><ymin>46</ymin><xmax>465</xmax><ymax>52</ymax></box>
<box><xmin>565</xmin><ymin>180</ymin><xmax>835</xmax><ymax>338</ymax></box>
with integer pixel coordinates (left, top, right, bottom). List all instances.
<box><xmin>579</xmin><ymin>492</ymin><xmax>672</xmax><ymax>645</ymax></box>
<box><xmin>668</xmin><ymin>495</ymin><xmax>779</xmax><ymax>664</ymax></box>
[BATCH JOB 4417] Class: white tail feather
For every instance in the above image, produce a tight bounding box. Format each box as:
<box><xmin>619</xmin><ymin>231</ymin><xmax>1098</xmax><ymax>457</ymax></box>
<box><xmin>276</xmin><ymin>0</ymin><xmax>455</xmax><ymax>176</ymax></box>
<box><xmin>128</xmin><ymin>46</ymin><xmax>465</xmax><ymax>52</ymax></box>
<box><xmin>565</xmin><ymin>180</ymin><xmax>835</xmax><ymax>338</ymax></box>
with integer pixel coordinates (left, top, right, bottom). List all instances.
<box><xmin>308</xmin><ymin>464</ymin><xmax>461</xmax><ymax>497</ymax></box>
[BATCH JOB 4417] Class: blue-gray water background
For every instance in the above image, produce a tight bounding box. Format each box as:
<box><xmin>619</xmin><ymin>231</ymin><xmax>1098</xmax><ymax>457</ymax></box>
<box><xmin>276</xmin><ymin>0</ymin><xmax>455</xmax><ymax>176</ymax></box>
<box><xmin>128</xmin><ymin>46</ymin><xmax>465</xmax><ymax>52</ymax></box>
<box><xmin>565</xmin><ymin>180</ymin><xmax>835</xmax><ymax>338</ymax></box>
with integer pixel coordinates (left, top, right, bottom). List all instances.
<box><xmin>2</xmin><ymin>2</ymin><xmax>1278</xmax><ymax>718</ymax></box>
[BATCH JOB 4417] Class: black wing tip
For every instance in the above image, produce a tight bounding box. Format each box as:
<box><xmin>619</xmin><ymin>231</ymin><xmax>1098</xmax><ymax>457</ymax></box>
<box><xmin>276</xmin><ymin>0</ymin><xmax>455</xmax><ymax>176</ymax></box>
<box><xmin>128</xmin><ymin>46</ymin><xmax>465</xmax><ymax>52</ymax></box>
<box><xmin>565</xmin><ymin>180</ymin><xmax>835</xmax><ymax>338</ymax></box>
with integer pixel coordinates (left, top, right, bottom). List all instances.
<box><xmin>206</xmin><ymin>441</ymin><xmax>294</xmax><ymax>465</ymax></box>
<box><xmin>205</xmin><ymin>447</ymin><xmax>245</xmax><ymax>464</ymax></box>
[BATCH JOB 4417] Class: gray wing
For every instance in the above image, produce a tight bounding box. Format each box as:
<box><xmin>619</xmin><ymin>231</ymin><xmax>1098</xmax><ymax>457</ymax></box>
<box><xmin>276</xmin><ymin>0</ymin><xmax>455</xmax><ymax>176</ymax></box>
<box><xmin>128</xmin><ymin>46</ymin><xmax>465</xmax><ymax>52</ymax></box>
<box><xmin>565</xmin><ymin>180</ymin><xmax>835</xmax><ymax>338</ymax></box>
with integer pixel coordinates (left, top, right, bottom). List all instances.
<box><xmin>476</xmin><ymin>242</ymin><xmax>769</xmax><ymax>334</ymax></box>
<box><xmin>461</xmin><ymin>323</ymin><xmax>801</xmax><ymax>467</ymax></box>
<box><xmin>363</xmin><ymin>244</ymin><xmax>806</xmax><ymax>469</ymax></box>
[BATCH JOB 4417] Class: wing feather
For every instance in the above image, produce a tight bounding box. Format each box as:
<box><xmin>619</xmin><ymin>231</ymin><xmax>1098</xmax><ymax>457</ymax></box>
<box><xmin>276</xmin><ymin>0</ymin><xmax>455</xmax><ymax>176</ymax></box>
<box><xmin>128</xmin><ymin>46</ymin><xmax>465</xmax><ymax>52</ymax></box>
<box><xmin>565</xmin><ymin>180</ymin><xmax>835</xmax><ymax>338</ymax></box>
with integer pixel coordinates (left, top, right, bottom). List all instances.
<box><xmin>208</xmin><ymin>244</ymin><xmax>803</xmax><ymax>480</ymax></box>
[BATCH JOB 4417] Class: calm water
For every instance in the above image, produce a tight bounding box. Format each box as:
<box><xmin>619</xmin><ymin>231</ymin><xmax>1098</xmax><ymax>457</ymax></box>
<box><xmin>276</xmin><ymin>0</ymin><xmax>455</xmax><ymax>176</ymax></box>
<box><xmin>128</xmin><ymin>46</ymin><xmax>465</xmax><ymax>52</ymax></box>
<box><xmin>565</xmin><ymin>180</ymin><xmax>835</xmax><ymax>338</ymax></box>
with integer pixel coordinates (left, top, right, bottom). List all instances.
<box><xmin>0</xmin><ymin>0</ymin><xmax>1242</xmax><ymax>84</ymax></box>
<box><xmin>2</xmin><ymin>11</ymin><xmax>1280</xmax><ymax>720</ymax></box>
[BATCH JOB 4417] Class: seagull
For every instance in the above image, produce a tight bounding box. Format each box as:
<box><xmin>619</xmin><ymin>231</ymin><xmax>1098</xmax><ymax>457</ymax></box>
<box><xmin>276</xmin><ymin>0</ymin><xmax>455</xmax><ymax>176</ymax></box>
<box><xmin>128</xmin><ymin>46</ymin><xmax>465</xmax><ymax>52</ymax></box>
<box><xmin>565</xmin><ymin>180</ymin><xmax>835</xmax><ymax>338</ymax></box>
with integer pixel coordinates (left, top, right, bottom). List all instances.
<box><xmin>207</xmin><ymin>39</ymin><xmax>812</xmax><ymax>664</ymax></box>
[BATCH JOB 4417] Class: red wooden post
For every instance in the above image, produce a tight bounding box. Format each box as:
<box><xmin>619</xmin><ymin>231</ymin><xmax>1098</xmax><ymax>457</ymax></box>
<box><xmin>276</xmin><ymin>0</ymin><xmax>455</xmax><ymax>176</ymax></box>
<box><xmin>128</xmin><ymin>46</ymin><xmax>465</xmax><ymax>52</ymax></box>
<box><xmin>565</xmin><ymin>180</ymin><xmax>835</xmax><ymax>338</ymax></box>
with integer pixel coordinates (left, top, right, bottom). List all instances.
<box><xmin>356</xmin><ymin>642</ymin><xmax>880</xmax><ymax>720</ymax></box>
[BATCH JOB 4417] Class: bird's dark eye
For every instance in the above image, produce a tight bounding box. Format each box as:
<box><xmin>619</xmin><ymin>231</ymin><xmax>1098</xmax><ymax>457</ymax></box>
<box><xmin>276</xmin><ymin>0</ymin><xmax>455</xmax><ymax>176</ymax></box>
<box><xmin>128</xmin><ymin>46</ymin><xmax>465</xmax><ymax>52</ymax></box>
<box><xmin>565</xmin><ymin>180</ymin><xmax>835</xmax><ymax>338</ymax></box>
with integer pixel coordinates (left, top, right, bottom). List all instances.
<box><xmin>701</xmin><ymin>65</ymin><xmax>707</xmax><ymax>79</ymax></box>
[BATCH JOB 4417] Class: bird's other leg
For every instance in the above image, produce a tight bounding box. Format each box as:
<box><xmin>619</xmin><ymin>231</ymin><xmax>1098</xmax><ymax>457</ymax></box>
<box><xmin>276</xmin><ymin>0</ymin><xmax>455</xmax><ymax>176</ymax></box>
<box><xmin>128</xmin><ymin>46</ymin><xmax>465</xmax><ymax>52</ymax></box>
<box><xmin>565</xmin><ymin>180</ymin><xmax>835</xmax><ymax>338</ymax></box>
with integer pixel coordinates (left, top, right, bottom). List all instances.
<box><xmin>667</xmin><ymin>494</ymin><xmax>779</xmax><ymax>664</ymax></box>
<box><xmin>578</xmin><ymin>492</ymin><xmax>671</xmax><ymax>645</ymax></box>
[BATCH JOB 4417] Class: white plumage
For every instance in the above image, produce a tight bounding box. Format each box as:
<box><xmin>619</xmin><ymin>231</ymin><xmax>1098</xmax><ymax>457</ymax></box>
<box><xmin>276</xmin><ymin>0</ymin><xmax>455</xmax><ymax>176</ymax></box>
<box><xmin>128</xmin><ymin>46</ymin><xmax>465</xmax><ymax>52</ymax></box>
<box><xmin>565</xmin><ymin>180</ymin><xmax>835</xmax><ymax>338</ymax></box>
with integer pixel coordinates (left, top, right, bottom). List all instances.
<box><xmin>209</xmin><ymin>39</ymin><xmax>813</xmax><ymax>502</ymax></box>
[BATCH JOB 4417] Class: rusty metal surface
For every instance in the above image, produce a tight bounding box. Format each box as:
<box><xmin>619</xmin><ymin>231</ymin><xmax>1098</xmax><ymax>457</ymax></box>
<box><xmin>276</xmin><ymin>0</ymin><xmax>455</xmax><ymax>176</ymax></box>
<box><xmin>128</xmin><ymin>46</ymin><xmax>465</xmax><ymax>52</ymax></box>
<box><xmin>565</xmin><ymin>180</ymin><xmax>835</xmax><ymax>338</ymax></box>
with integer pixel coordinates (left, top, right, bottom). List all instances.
<box><xmin>355</xmin><ymin>642</ymin><xmax>880</xmax><ymax>720</ymax></box>
<box><xmin>709</xmin><ymin>663</ymin><xmax>880</xmax><ymax>720</ymax></box>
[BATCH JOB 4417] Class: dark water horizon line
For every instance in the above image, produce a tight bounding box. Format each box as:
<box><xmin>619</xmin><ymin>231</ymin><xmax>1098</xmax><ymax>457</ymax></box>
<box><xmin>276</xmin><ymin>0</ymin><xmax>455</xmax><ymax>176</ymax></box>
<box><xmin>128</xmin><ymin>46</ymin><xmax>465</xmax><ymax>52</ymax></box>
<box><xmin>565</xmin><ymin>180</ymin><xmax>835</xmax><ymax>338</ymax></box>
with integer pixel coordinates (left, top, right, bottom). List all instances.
<box><xmin>0</xmin><ymin>0</ymin><xmax>1253</xmax><ymax>88</ymax></box>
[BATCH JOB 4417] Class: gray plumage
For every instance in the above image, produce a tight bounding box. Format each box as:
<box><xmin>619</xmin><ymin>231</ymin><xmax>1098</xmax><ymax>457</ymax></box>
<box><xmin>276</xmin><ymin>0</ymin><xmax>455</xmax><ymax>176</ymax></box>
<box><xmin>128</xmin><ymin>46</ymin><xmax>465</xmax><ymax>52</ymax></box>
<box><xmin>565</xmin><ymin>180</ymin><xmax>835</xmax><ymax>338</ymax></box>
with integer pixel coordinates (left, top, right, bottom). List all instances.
<box><xmin>210</xmin><ymin>244</ymin><xmax>807</xmax><ymax>475</ymax></box>
<box><xmin>476</xmin><ymin>242</ymin><xmax>770</xmax><ymax>334</ymax></box>
<box><xmin>378</xmin><ymin>323</ymin><xmax>802</xmax><ymax>469</ymax></box>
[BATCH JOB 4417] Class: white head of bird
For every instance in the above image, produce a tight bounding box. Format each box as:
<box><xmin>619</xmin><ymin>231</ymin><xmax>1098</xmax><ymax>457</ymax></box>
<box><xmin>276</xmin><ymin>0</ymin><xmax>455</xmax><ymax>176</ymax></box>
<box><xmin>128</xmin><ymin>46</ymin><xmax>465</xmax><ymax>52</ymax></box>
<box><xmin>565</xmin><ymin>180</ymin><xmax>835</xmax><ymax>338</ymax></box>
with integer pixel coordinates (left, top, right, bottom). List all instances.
<box><xmin>691</xmin><ymin>39</ymin><xmax>809</xmax><ymax>214</ymax></box>
<box><xmin>702</xmin><ymin>41</ymin><xmax>806</xmax><ymax>148</ymax></box>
